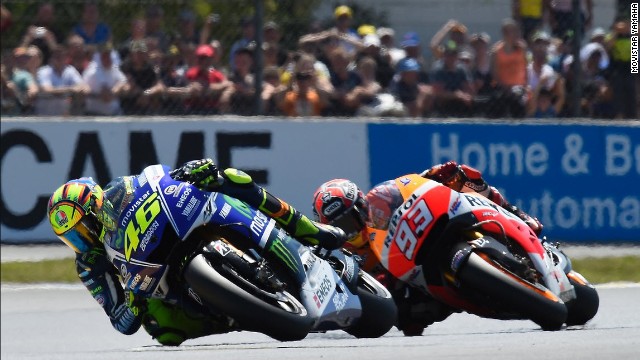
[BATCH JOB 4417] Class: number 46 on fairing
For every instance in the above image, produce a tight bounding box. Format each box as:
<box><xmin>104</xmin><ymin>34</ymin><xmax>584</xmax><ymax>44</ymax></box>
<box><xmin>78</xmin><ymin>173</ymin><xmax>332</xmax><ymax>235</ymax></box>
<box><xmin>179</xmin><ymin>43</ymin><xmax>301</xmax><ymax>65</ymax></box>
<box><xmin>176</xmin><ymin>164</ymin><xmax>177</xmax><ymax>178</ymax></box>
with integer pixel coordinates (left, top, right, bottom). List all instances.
<box><xmin>125</xmin><ymin>192</ymin><xmax>161</xmax><ymax>261</ymax></box>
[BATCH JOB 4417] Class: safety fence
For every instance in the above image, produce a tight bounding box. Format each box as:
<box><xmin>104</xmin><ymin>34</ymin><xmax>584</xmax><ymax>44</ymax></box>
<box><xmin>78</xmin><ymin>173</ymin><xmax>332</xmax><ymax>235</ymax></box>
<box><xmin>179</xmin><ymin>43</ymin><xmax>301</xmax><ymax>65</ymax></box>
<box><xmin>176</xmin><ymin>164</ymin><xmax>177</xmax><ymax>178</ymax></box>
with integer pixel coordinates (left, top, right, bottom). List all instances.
<box><xmin>1</xmin><ymin>0</ymin><xmax>637</xmax><ymax>119</ymax></box>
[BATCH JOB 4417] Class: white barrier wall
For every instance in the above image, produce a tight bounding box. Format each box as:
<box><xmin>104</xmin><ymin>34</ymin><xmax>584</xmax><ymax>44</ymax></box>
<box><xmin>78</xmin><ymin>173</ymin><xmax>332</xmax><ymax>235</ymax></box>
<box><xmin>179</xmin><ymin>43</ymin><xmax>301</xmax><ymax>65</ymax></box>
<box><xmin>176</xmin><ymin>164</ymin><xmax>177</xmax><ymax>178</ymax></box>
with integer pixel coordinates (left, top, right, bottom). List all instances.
<box><xmin>1</xmin><ymin>118</ymin><xmax>370</xmax><ymax>242</ymax></box>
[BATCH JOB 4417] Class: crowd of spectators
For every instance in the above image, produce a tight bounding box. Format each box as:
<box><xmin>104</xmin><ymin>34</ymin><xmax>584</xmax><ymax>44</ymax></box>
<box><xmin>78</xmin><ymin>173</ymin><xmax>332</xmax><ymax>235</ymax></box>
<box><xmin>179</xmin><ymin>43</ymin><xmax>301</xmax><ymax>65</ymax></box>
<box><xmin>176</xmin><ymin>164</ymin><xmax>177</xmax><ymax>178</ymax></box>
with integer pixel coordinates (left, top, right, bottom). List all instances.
<box><xmin>0</xmin><ymin>1</ymin><xmax>637</xmax><ymax>119</ymax></box>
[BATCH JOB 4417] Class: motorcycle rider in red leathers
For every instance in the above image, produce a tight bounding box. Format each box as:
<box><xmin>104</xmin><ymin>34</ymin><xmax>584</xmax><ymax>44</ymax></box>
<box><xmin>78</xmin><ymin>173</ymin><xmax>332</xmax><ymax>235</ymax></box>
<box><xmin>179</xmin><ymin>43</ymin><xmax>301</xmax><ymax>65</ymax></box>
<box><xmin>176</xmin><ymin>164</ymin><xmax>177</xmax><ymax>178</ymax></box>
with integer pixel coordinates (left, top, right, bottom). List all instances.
<box><xmin>312</xmin><ymin>161</ymin><xmax>543</xmax><ymax>336</ymax></box>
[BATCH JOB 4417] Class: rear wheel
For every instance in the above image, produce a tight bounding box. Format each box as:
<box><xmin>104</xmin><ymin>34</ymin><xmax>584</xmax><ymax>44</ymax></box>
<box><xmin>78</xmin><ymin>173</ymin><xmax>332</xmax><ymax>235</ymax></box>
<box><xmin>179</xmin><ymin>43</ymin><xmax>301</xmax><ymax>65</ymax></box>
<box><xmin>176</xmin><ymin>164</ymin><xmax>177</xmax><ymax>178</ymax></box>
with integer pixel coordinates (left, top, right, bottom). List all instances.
<box><xmin>457</xmin><ymin>252</ymin><xmax>568</xmax><ymax>330</ymax></box>
<box><xmin>184</xmin><ymin>254</ymin><xmax>313</xmax><ymax>341</ymax></box>
<box><xmin>565</xmin><ymin>271</ymin><xmax>599</xmax><ymax>326</ymax></box>
<box><xmin>346</xmin><ymin>271</ymin><xmax>398</xmax><ymax>338</ymax></box>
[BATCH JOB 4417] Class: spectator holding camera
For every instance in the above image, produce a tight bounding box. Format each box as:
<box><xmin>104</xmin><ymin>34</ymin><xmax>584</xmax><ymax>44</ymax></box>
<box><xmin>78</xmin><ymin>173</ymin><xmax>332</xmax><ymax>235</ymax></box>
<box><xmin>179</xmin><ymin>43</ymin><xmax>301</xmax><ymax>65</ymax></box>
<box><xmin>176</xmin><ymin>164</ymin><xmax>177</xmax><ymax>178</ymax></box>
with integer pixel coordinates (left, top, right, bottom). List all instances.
<box><xmin>19</xmin><ymin>2</ymin><xmax>63</xmax><ymax>65</ymax></box>
<box><xmin>276</xmin><ymin>53</ymin><xmax>330</xmax><ymax>117</ymax></box>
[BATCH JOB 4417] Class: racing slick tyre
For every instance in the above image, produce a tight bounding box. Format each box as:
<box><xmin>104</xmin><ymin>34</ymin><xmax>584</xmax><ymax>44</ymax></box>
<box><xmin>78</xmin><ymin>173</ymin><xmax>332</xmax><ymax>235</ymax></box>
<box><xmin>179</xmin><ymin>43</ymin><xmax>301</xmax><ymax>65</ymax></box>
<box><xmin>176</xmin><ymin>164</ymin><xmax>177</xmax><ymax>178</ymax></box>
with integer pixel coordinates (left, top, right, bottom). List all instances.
<box><xmin>346</xmin><ymin>270</ymin><xmax>398</xmax><ymax>338</ymax></box>
<box><xmin>457</xmin><ymin>252</ymin><xmax>568</xmax><ymax>331</ymax></box>
<box><xmin>184</xmin><ymin>254</ymin><xmax>313</xmax><ymax>341</ymax></box>
<box><xmin>565</xmin><ymin>271</ymin><xmax>599</xmax><ymax>326</ymax></box>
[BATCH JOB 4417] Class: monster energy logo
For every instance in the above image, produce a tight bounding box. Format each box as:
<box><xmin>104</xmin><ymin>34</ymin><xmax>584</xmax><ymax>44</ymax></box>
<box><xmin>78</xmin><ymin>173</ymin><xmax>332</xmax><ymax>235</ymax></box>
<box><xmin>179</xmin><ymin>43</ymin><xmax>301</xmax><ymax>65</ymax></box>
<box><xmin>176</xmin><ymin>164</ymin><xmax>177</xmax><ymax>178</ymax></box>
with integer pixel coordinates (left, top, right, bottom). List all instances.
<box><xmin>268</xmin><ymin>237</ymin><xmax>299</xmax><ymax>274</ymax></box>
<box><xmin>222</xmin><ymin>195</ymin><xmax>253</xmax><ymax>220</ymax></box>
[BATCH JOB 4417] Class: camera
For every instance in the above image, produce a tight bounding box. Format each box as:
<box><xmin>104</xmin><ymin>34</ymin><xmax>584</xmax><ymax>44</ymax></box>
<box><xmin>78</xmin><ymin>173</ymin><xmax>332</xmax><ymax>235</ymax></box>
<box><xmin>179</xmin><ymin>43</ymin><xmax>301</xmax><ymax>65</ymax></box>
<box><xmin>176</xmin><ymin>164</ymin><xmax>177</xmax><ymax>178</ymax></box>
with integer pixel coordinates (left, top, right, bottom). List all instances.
<box><xmin>35</xmin><ymin>27</ymin><xmax>46</xmax><ymax>38</ymax></box>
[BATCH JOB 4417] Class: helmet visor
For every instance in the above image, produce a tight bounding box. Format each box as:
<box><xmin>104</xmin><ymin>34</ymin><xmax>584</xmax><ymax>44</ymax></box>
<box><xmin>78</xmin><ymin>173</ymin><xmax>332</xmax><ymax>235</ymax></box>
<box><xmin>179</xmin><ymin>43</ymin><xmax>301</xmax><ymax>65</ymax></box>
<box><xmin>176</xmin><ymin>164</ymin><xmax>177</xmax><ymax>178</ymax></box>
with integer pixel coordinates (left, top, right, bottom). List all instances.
<box><xmin>57</xmin><ymin>216</ymin><xmax>100</xmax><ymax>253</ymax></box>
<box><xmin>330</xmin><ymin>206</ymin><xmax>366</xmax><ymax>239</ymax></box>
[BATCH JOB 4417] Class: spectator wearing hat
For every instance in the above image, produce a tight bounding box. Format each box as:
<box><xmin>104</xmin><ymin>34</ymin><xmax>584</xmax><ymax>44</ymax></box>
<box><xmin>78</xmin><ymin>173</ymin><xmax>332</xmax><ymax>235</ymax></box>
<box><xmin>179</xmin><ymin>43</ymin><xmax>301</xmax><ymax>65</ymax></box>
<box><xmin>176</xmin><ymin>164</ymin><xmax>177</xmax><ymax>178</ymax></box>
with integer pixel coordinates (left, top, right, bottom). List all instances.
<box><xmin>119</xmin><ymin>40</ymin><xmax>164</xmax><ymax>115</ymax></box>
<box><xmin>512</xmin><ymin>0</ymin><xmax>549</xmax><ymax>45</ymax></box>
<box><xmin>430</xmin><ymin>19</ymin><xmax>471</xmax><ymax>61</ymax></box>
<box><xmin>299</xmin><ymin>5</ymin><xmax>362</xmax><ymax>57</ymax></box>
<box><xmin>526</xmin><ymin>31</ymin><xmax>565</xmax><ymax>118</ymax></box>
<box><xmin>145</xmin><ymin>4</ymin><xmax>170</xmax><ymax>52</ymax></box>
<box><xmin>83</xmin><ymin>42</ymin><xmax>126</xmax><ymax>116</ymax></box>
<box><xmin>469</xmin><ymin>32</ymin><xmax>493</xmax><ymax>96</ymax></box>
<box><xmin>9</xmin><ymin>47</ymin><xmax>39</xmax><ymax>114</ymax></box>
<box><xmin>430</xmin><ymin>41</ymin><xmax>475</xmax><ymax>117</ymax></box>
<box><xmin>377</xmin><ymin>27</ymin><xmax>405</xmax><ymax>67</ymax></box>
<box><xmin>263</xmin><ymin>21</ymin><xmax>288</xmax><ymax>67</ymax></box>
<box><xmin>229</xmin><ymin>16</ymin><xmax>256</xmax><ymax>72</ymax></box>
<box><xmin>389</xmin><ymin>57</ymin><xmax>434</xmax><ymax>117</ymax></box>
<box><xmin>357</xmin><ymin>24</ymin><xmax>376</xmax><ymax>38</ymax></box>
<box><xmin>490</xmin><ymin>18</ymin><xmax>528</xmax><ymax>117</ymax></box>
<box><xmin>588</xmin><ymin>27</ymin><xmax>606</xmax><ymax>45</ymax></box>
<box><xmin>35</xmin><ymin>45</ymin><xmax>89</xmax><ymax>116</ymax></box>
<box><xmin>72</xmin><ymin>1</ymin><xmax>111</xmax><ymax>45</ymax></box>
<box><xmin>399</xmin><ymin>32</ymin><xmax>429</xmax><ymax>84</ymax></box>
<box><xmin>220</xmin><ymin>46</ymin><xmax>257</xmax><ymax>115</ymax></box>
<box><xmin>184</xmin><ymin>44</ymin><xmax>230</xmax><ymax>115</ymax></box>
<box><xmin>357</xmin><ymin>34</ymin><xmax>395</xmax><ymax>89</ymax></box>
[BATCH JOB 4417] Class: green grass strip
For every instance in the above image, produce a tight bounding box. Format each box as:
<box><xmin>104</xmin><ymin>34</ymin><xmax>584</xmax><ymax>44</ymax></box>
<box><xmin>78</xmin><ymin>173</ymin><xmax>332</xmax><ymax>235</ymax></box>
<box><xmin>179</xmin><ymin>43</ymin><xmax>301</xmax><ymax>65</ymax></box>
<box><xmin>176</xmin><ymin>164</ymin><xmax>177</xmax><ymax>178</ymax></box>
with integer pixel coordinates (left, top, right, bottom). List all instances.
<box><xmin>1</xmin><ymin>256</ymin><xmax>639</xmax><ymax>285</ymax></box>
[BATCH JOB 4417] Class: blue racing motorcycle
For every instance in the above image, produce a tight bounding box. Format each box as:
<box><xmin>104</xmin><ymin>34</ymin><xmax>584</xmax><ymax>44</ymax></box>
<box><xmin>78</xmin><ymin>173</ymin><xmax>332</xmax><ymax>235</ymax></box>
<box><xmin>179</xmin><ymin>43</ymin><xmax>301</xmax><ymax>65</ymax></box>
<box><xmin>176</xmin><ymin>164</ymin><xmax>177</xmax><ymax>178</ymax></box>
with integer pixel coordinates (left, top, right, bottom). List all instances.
<box><xmin>102</xmin><ymin>165</ymin><xmax>397</xmax><ymax>341</ymax></box>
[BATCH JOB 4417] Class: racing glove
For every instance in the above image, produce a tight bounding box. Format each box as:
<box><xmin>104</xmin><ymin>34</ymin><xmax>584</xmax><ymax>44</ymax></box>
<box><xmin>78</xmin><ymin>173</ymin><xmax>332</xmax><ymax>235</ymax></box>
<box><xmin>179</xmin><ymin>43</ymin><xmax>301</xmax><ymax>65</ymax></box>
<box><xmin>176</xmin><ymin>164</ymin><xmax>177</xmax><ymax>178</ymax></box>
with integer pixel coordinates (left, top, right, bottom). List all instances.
<box><xmin>170</xmin><ymin>158</ymin><xmax>222</xmax><ymax>190</ymax></box>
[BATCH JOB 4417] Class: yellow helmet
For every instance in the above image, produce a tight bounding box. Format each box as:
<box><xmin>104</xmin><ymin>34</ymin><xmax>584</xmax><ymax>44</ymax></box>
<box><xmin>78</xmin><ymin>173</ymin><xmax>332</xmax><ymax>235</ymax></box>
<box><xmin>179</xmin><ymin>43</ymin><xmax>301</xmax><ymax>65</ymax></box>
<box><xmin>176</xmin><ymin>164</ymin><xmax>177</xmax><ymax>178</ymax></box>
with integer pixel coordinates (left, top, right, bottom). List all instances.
<box><xmin>47</xmin><ymin>178</ymin><xmax>115</xmax><ymax>253</ymax></box>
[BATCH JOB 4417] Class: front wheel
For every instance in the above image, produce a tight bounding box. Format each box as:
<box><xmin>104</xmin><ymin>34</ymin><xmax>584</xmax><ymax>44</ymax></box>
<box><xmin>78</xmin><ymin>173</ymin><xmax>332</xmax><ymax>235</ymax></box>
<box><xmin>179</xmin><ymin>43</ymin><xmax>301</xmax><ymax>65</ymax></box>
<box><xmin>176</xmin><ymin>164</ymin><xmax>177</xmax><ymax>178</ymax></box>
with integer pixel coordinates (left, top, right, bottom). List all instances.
<box><xmin>565</xmin><ymin>271</ymin><xmax>599</xmax><ymax>326</ymax></box>
<box><xmin>183</xmin><ymin>254</ymin><xmax>313</xmax><ymax>341</ymax></box>
<box><xmin>345</xmin><ymin>271</ymin><xmax>398</xmax><ymax>338</ymax></box>
<box><xmin>457</xmin><ymin>252</ymin><xmax>568</xmax><ymax>330</ymax></box>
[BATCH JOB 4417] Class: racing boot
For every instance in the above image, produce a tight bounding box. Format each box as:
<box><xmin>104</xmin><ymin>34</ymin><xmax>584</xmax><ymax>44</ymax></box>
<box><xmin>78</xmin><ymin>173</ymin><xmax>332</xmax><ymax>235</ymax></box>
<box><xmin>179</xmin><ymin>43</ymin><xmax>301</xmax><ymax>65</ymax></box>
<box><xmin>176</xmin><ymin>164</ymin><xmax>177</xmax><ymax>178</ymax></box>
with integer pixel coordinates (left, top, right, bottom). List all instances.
<box><xmin>142</xmin><ymin>299</ymin><xmax>235</xmax><ymax>346</ymax></box>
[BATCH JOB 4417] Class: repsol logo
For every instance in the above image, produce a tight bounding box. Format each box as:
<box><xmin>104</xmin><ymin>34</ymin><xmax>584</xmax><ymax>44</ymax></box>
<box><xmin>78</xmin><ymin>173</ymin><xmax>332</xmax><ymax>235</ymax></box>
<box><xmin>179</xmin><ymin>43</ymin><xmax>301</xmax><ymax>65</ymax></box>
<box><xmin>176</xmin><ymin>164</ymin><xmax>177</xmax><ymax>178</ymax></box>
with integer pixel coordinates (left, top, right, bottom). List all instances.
<box><xmin>0</xmin><ymin>129</ymin><xmax>271</xmax><ymax>231</ymax></box>
<box><xmin>386</xmin><ymin>193</ymin><xmax>419</xmax><ymax>246</ymax></box>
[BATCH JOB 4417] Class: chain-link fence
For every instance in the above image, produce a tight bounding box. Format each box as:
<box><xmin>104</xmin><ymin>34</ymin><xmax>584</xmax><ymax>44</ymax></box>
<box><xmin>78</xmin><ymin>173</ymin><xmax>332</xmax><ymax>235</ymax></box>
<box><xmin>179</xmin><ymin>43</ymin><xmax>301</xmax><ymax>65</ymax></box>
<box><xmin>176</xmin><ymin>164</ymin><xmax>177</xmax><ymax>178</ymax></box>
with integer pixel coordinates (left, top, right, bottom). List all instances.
<box><xmin>1</xmin><ymin>0</ymin><xmax>637</xmax><ymax>119</ymax></box>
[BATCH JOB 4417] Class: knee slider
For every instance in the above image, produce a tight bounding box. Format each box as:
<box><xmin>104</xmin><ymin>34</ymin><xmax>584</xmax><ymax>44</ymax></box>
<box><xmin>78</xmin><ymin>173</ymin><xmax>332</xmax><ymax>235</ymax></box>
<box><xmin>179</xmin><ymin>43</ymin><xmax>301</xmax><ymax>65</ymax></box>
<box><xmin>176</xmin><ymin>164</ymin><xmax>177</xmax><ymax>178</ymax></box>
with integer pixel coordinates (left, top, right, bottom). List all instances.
<box><xmin>223</xmin><ymin>168</ymin><xmax>253</xmax><ymax>185</ymax></box>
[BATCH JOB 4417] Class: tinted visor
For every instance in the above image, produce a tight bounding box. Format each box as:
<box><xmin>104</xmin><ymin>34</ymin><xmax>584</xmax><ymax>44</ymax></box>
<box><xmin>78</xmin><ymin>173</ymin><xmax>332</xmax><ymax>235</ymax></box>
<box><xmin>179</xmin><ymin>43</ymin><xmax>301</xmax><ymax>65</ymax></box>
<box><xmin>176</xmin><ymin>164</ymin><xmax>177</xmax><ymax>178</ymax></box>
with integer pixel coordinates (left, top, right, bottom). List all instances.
<box><xmin>330</xmin><ymin>206</ymin><xmax>366</xmax><ymax>239</ymax></box>
<box><xmin>57</xmin><ymin>216</ymin><xmax>100</xmax><ymax>253</ymax></box>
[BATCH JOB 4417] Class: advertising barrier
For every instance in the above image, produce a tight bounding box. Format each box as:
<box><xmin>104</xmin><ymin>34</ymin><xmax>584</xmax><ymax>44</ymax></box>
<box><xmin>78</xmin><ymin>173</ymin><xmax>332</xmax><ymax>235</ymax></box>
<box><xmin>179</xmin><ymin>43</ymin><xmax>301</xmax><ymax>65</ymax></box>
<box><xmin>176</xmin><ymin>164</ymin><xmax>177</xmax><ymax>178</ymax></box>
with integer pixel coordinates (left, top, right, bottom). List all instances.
<box><xmin>368</xmin><ymin>121</ymin><xmax>640</xmax><ymax>242</ymax></box>
<box><xmin>2</xmin><ymin>118</ymin><xmax>638</xmax><ymax>243</ymax></box>
<box><xmin>1</xmin><ymin>119</ymin><xmax>370</xmax><ymax>242</ymax></box>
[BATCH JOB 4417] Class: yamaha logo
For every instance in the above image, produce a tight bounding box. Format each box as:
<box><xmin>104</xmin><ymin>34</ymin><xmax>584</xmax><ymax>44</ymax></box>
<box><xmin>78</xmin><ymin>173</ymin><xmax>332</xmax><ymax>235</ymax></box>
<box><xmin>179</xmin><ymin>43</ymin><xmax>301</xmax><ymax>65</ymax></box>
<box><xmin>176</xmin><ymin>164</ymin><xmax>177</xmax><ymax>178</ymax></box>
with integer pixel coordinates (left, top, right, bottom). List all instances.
<box><xmin>164</xmin><ymin>185</ymin><xmax>178</xmax><ymax>195</ymax></box>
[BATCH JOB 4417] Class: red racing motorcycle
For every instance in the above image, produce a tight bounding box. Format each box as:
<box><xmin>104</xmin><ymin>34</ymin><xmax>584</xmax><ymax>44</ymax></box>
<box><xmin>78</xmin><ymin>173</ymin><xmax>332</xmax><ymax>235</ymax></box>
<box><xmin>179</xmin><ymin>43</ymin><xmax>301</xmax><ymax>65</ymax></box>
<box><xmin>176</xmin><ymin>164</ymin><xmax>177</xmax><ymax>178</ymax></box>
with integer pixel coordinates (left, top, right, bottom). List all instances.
<box><xmin>368</xmin><ymin>174</ymin><xmax>599</xmax><ymax>331</ymax></box>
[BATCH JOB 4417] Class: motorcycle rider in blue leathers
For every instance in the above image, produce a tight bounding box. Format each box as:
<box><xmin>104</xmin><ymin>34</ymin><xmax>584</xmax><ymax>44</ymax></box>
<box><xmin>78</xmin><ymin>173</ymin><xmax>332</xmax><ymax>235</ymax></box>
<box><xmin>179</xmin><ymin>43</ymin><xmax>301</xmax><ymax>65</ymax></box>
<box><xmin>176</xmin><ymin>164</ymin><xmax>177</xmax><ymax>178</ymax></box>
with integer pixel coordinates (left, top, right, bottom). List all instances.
<box><xmin>48</xmin><ymin>159</ymin><xmax>346</xmax><ymax>346</ymax></box>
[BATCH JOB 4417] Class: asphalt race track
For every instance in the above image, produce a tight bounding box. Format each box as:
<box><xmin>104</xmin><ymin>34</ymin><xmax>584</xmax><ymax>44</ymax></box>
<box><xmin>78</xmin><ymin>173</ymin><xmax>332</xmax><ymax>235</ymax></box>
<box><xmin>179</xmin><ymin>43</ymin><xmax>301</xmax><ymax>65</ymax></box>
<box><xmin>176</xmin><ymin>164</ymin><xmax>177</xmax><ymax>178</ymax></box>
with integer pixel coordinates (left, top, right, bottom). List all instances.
<box><xmin>1</xmin><ymin>283</ymin><xmax>638</xmax><ymax>360</ymax></box>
